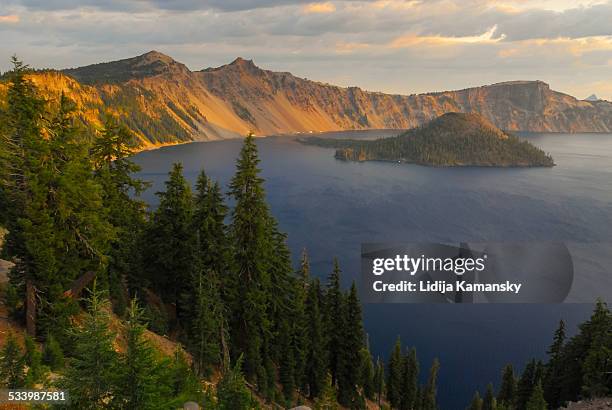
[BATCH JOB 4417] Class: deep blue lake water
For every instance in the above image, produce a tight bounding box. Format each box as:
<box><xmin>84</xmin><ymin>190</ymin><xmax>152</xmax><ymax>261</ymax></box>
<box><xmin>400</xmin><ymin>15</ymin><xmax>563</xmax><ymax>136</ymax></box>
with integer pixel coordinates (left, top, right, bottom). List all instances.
<box><xmin>133</xmin><ymin>131</ymin><xmax>612</xmax><ymax>409</ymax></box>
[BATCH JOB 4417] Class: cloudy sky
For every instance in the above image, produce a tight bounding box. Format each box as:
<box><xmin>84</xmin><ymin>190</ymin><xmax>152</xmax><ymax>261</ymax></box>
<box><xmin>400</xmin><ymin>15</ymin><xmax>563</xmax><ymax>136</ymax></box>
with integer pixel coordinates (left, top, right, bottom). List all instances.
<box><xmin>1</xmin><ymin>0</ymin><xmax>611</xmax><ymax>99</ymax></box>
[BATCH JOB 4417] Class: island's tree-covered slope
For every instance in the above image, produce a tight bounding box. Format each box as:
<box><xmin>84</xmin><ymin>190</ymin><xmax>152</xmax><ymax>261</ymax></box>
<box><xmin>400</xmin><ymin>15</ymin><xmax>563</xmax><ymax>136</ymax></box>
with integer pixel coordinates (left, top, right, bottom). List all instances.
<box><xmin>2</xmin><ymin>51</ymin><xmax>612</xmax><ymax>149</ymax></box>
<box><xmin>304</xmin><ymin>112</ymin><xmax>555</xmax><ymax>167</ymax></box>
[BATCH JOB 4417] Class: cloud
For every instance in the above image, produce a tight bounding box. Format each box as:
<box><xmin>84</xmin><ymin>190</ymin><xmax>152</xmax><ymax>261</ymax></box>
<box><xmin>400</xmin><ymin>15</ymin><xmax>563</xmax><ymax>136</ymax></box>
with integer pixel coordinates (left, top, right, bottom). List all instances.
<box><xmin>389</xmin><ymin>25</ymin><xmax>506</xmax><ymax>48</ymax></box>
<box><xmin>303</xmin><ymin>2</ymin><xmax>336</xmax><ymax>14</ymax></box>
<box><xmin>0</xmin><ymin>14</ymin><xmax>20</xmax><ymax>23</ymax></box>
<box><xmin>2</xmin><ymin>0</ymin><xmax>612</xmax><ymax>100</ymax></box>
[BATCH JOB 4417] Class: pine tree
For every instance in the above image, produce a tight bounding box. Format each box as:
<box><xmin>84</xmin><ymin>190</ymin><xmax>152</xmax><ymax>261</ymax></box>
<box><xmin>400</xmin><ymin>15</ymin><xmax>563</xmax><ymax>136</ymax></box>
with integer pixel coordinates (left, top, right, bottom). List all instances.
<box><xmin>337</xmin><ymin>282</ymin><xmax>365</xmax><ymax>407</ymax></box>
<box><xmin>144</xmin><ymin>162</ymin><xmax>194</xmax><ymax>316</ymax></box>
<box><xmin>23</xmin><ymin>334</ymin><xmax>43</xmax><ymax>387</ymax></box>
<box><xmin>227</xmin><ymin>133</ymin><xmax>272</xmax><ymax>388</ymax></box>
<box><xmin>360</xmin><ymin>347</ymin><xmax>376</xmax><ymax>400</ymax></box>
<box><xmin>543</xmin><ymin>320</ymin><xmax>565</xmax><ymax>408</ymax></box>
<box><xmin>482</xmin><ymin>383</ymin><xmax>496</xmax><ymax>410</ymax></box>
<box><xmin>401</xmin><ymin>347</ymin><xmax>419</xmax><ymax>410</ymax></box>
<box><xmin>581</xmin><ymin>300</ymin><xmax>611</xmax><ymax>398</ymax></box>
<box><xmin>266</xmin><ymin>218</ymin><xmax>297</xmax><ymax>400</ymax></box>
<box><xmin>325</xmin><ymin>257</ymin><xmax>344</xmax><ymax>386</ymax></box>
<box><xmin>279</xmin><ymin>316</ymin><xmax>296</xmax><ymax>404</ymax></box>
<box><xmin>112</xmin><ymin>298</ymin><xmax>169</xmax><ymax>409</ymax></box>
<box><xmin>42</xmin><ymin>333</ymin><xmax>64</xmax><ymax>370</ymax></box>
<box><xmin>373</xmin><ymin>357</ymin><xmax>385</xmax><ymax>408</ymax></box>
<box><xmin>497</xmin><ymin>364</ymin><xmax>516</xmax><ymax>408</ymax></box>
<box><xmin>1</xmin><ymin>61</ymin><xmax>112</xmax><ymax>338</ymax></box>
<box><xmin>387</xmin><ymin>337</ymin><xmax>403</xmax><ymax>409</ymax></box>
<box><xmin>526</xmin><ymin>381</ymin><xmax>547</xmax><ymax>410</ymax></box>
<box><xmin>0</xmin><ymin>333</ymin><xmax>25</xmax><ymax>388</ymax></box>
<box><xmin>189</xmin><ymin>269</ymin><xmax>226</xmax><ymax>377</ymax></box>
<box><xmin>217</xmin><ymin>356</ymin><xmax>254</xmax><ymax>410</ymax></box>
<box><xmin>58</xmin><ymin>287</ymin><xmax>119</xmax><ymax>409</ymax></box>
<box><xmin>305</xmin><ymin>278</ymin><xmax>326</xmax><ymax>399</ymax></box>
<box><xmin>468</xmin><ymin>391</ymin><xmax>483</xmax><ymax>410</ymax></box>
<box><xmin>293</xmin><ymin>248</ymin><xmax>311</xmax><ymax>394</ymax></box>
<box><xmin>315</xmin><ymin>373</ymin><xmax>339</xmax><ymax>410</ymax></box>
<box><xmin>40</xmin><ymin>93</ymin><xmax>113</xmax><ymax>335</ymax></box>
<box><xmin>421</xmin><ymin>358</ymin><xmax>440</xmax><ymax>410</ymax></box>
<box><xmin>187</xmin><ymin>170</ymin><xmax>228</xmax><ymax>376</ymax></box>
<box><xmin>516</xmin><ymin>360</ymin><xmax>536</xmax><ymax>410</ymax></box>
<box><xmin>90</xmin><ymin>114</ymin><xmax>148</xmax><ymax>311</ymax></box>
<box><xmin>162</xmin><ymin>345</ymin><xmax>202</xmax><ymax>407</ymax></box>
<box><xmin>192</xmin><ymin>171</ymin><xmax>228</xmax><ymax>277</ymax></box>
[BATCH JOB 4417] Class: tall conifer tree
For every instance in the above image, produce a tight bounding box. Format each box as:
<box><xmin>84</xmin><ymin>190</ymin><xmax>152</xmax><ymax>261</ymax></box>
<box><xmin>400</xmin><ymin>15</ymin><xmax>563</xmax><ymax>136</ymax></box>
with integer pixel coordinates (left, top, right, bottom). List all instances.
<box><xmin>145</xmin><ymin>163</ymin><xmax>194</xmax><ymax>317</ymax></box>
<box><xmin>421</xmin><ymin>358</ymin><xmax>440</xmax><ymax>410</ymax></box>
<box><xmin>387</xmin><ymin>337</ymin><xmax>403</xmax><ymax>409</ymax></box>
<box><xmin>543</xmin><ymin>320</ymin><xmax>565</xmax><ymax>408</ymax></box>
<box><xmin>59</xmin><ymin>287</ymin><xmax>118</xmax><ymax>409</ymax></box>
<box><xmin>113</xmin><ymin>299</ymin><xmax>169</xmax><ymax>409</ymax></box>
<box><xmin>325</xmin><ymin>258</ymin><xmax>344</xmax><ymax>386</ymax></box>
<box><xmin>90</xmin><ymin>115</ymin><xmax>148</xmax><ymax>310</ymax></box>
<box><xmin>497</xmin><ymin>364</ymin><xmax>516</xmax><ymax>408</ymax></box>
<box><xmin>305</xmin><ymin>278</ymin><xmax>327</xmax><ymax>399</ymax></box>
<box><xmin>337</xmin><ymin>282</ymin><xmax>365</xmax><ymax>406</ymax></box>
<box><xmin>401</xmin><ymin>347</ymin><xmax>419</xmax><ymax>410</ymax></box>
<box><xmin>227</xmin><ymin>133</ymin><xmax>272</xmax><ymax>388</ymax></box>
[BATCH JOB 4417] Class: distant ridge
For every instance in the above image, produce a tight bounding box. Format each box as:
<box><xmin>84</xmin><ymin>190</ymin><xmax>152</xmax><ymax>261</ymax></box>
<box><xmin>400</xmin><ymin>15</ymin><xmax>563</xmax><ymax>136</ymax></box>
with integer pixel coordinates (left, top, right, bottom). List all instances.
<box><xmin>585</xmin><ymin>94</ymin><xmax>599</xmax><ymax>101</ymax></box>
<box><xmin>2</xmin><ymin>51</ymin><xmax>612</xmax><ymax>147</ymax></box>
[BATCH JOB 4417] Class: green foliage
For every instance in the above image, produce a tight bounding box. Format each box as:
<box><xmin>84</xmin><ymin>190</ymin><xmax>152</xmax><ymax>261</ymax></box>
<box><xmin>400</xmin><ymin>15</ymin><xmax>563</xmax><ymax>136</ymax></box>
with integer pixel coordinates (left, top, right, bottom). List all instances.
<box><xmin>373</xmin><ymin>357</ymin><xmax>385</xmax><ymax>407</ymax></box>
<box><xmin>543</xmin><ymin>320</ymin><xmax>565</xmax><ymax>407</ymax></box>
<box><xmin>324</xmin><ymin>258</ymin><xmax>344</xmax><ymax>387</ymax></box>
<box><xmin>581</xmin><ymin>300</ymin><xmax>612</xmax><ymax>398</ymax></box>
<box><xmin>112</xmin><ymin>298</ymin><xmax>169</xmax><ymax>409</ymax></box>
<box><xmin>91</xmin><ymin>114</ymin><xmax>149</xmax><ymax>310</ymax></box>
<box><xmin>526</xmin><ymin>381</ymin><xmax>547</xmax><ymax>410</ymax></box>
<box><xmin>386</xmin><ymin>337</ymin><xmax>403</xmax><ymax>409</ymax></box>
<box><xmin>497</xmin><ymin>364</ymin><xmax>516</xmax><ymax>408</ymax></box>
<box><xmin>304</xmin><ymin>278</ymin><xmax>326</xmax><ymax>399</ymax></box>
<box><xmin>23</xmin><ymin>334</ymin><xmax>44</xmax><ymax>387</ymax></box>
<box><xmin>401</xmin><ymin>347</ymin><xmax>419</xmax><ymax>410</ymax></box>
<box><xmin>144</xmin><ymin>162</ymin><xmax>194</xmax><ymax>315</ymax></box>
<box><xmin>314</xmin><ymin>373</ymin><xmax>339</xmax><ymax>410</ymax></box>
<box><xmin>58</xmin><ymin>287</ymin><xmax>119</xmax><ymax>409</ymax></box>
<box><xmin>468</xmin><ymin>391</ymin><xmax>483</xmax><ymax>410</ymax></box>
<box><xmin>142</xmin><ymin>302</ymin><xmax>169</xmax><ymax>335</ymax></box>
<box><xmin>0</xmin><ymin>61</ymin><xmax>113</xmax><ymax>338</ymax></box>
<box><xmin>217</xmin><ymin>356</ymin><xmax>255</xmax><ymax>410</ymax></box>
<box><xmin>421</xmin><ymin>358</ymin><xmax>440</xmax><ymax>410</ymax></box>
<box><xmin>42</xmin><ymin>333</ymin><xmax>64</xmax><ymax>371</ymax></box>
<box><xmin>303</xmin><ymin>112</ymin><xmax>555</xmax><ymax>167</ymax></box>
<box><xmin>0</xmin><ymin>333</ymin><xmax>25</xmax><ymax>388</ymax></box>
<box><xmin>227</xmin><ymin>133</ymin><xmax>272</xmax><ymax>388</ymax></box>
<box><xmin>482</xmin><ymin>383</ymin><xmax>496</xmax><ymax>410</ymax></box>
<box><xmin>359</xmin><ymin>348</ymin><xmax>376</xmax><ymax>401</ymax></box>
<box><xmin>99</xmin><ymin>87</ymin><xmax>191</xmax><ymax>144</ymax></box>
<box><xmin>337</xmin><ymin>281</ymin><xmax>365</xmax><ymax>407</ymax></box>
<box><xmin>516</xmin><ymin>359</ymin><xmax>537</xmax><ymax>410</ymax></box>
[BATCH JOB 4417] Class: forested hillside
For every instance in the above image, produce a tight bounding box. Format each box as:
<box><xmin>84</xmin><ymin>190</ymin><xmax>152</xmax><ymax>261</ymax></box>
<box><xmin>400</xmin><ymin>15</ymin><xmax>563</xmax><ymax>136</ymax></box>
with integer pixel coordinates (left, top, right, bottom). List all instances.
<box><xmin>303</xmin><ymin>113</ymin><xmax>555</xmax><ymax>167</ymax></box>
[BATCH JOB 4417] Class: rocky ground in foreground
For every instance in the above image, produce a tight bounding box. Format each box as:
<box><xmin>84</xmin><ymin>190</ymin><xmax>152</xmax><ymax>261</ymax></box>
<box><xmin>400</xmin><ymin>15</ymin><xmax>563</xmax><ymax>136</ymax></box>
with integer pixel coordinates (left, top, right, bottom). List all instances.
<box><xmin>562</xmin><ymin>399</ymin><xmax>612</xmax><ymax>409</ymax></box>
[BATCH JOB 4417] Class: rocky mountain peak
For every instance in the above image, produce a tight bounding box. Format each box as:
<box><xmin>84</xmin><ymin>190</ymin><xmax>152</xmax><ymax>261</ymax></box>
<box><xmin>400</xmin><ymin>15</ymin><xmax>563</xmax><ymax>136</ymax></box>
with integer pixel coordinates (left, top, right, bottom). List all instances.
<box><xmin>229</xmin><ymin>57</ymin><xmax>257</xmax><ymax>68</ymax></box>
<box><xmin>135</xmin><ymin>50</ymin><xmax>177</xmax><ymax>66</ymax></box>
<box><xmin>63</xmin><ymin>50</ymin><xmax>188</xmax><ymax>84</ymax></box>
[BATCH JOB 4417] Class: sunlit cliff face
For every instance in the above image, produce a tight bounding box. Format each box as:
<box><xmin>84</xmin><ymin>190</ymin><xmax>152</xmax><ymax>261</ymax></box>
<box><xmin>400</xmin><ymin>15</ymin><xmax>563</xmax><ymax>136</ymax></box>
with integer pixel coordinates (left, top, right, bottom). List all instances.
<box><xmin>6</xmin><ymin>50</ymin><xmax>610</xmax><ymax>150</ymax></box>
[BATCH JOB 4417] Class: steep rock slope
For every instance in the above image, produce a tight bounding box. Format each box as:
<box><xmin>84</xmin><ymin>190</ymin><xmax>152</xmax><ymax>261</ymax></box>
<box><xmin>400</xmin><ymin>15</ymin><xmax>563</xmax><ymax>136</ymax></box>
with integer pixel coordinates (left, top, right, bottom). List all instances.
<box><xmin>2</xmin><ymin>51</ymin><xmax>611</xmax><ymax>147</ymax></box>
